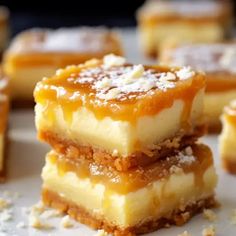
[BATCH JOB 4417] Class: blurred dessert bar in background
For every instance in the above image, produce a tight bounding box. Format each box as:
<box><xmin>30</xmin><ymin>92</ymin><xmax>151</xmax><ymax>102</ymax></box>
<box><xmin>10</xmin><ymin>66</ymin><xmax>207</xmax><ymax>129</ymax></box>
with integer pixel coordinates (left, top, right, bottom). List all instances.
<box><xmin>219</xmin><ymin>100</ymin><xmax>236</xmax><ymax>174</ymax></box>
<box><xmin>0</xmin><ymin>69</ymin><xmax>9</xmax><ymax>181</ymax></box>
<box><xmin>160</xmin><ymin>42</ymin><xmax>236</xmax><ymax>132</ymax></box>
<box><xmin>0</xmin><ymin>6</ymin><xmax>9</xmax><ymax>54</ymax></box>
<box><xmin>2</xmin><ymin>27</ymin><xmax>123</xmax><ymax>105</ymax></box>
<box><xmin>35</xmin><ymin>55</ymin><xmax>217</xmax><ymax>235</ymax></box>
<box><xmin>136</xmin><ymin>0</ymin><xmax>232</xmax><ymax>57</ymax></box>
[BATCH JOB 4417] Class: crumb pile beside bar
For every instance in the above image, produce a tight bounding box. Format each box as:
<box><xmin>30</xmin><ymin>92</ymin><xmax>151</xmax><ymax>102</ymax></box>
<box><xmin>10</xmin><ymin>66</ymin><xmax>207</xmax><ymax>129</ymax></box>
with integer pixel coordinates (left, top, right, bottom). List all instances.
<box><xmin>34</xmin><ymin>54</ymin><xmax>218</xmax><ymax>235</ymax></box>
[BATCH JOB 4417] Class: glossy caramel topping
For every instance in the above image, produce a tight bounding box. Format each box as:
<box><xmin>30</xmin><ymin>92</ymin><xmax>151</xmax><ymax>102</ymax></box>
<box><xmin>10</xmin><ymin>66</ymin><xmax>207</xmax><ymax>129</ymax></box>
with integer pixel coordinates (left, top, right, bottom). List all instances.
<box><xmin>206</xmin><ymin>74</ymin><xmax>236</xmax><ymax>93</ymax></box>
<box><xmin>48</xmin><ymin>144</ymin><xmax>213</xmax><ymax>194</ymax></box>
<box><xmin>34</xmin><ymin>56</ymin><xmax>205</xmax><ymax>122</ymax></box>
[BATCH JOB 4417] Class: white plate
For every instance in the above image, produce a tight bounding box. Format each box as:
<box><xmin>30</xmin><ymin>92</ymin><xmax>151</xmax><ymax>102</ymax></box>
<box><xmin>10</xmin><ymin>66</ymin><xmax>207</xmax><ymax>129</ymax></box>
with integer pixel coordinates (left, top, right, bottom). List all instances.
<box><xmin>1</xmin><ymin>29</ymin><xmax>236</xmax><ymax>236</ymax></box>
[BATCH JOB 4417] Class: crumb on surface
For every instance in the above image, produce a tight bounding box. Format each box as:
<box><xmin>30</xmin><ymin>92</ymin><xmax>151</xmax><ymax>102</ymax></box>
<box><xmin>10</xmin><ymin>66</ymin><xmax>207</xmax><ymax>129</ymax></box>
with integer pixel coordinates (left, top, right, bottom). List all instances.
<box><xmin>60</xmin><ymin>215</ymin><xmax>74</xmax><ymax>228</ymax></box>
<box><xmin>203</xmin><ymin>209</ymin><xmax>217</xmax><ymax>222</ymax></box>
<box><xmin>94</xmin><ymin>229</ymin><xmax>110</xmax><ymax>236</ymax></box>
<box><xmin>230</xmin><ymin>208</ymin><xmax>236</xmax><ymax>225</ymax></box>
<box><xmin>178</xmin><ymin>230</ymin><xmax>192</xmax><ymax>236</ymax></box>
<box><xmin>202</xmin><ymin>225</ymin><xmax>216</xmax><ymax>236</ymax></box>
<box><xmin>16</xmin><ymin>221</ymin><xmax>26</xmax><ymax>229</ymax></box>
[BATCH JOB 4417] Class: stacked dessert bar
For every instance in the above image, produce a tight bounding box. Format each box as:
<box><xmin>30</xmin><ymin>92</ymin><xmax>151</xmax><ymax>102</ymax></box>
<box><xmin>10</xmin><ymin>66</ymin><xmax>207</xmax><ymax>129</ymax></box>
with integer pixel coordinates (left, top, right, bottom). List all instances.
<box><xmin>34</xmin><ymin>54</ymin><xmax>217</xmax><ymax>235</ymax></box>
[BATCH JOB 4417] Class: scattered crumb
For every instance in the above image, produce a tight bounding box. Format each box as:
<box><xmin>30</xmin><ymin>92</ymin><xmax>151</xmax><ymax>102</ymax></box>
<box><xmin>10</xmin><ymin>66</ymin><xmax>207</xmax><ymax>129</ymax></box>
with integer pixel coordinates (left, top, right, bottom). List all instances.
<box><xmin>203</xmin><ymin>209</ymin><xmax>217</xmax><ymax>222</ymax></box>
<box><xmin>16</xmin><ymin>221</ymin><xmax>26</xmax><ymax>229</ymax></box>
<box><xmin>178</xmin><ymin>231</ymin><xmax>192</xmax><ymax>236</ymax></box>
<box><xmin>41</xmin><ymin>208</ymin><xmax>62</xmax><ymax>219</ymax></box>
<box><xmin>31</xmin><ymin>201</ymin><xmax>45</xmax><ymax>214</ymax></box>
<box><xmin>94</xmin><ymin>229</ymin><xmax>110</xmax><ymax>236</ymax></box>
<box><xmin>0</xmin><ymin>209</ymin><xmax>13</xmax><ymax>222</ymax></box>
<box><xmin>29</xmin><ymin>214</ymin><xmax>53</xmax><ymax>230</ymax></box>
<box><xmin>230</xmin><ymin>209</ymin><xmax>236</xmax><ymax>225</ymax></box>
<box><xmin>60</xmin><ymin>215</ymin><xmax>74</xmax><ymax>228</ymax></box>
<box><xmin>202</xmin><ymin>225</ymin><xmax>215</xmax><ymax>236</ymax></box>
<box><xmin>0</xmin><ymin>198</ymin><xmax>11</xmax><ymax>210</ymax></box>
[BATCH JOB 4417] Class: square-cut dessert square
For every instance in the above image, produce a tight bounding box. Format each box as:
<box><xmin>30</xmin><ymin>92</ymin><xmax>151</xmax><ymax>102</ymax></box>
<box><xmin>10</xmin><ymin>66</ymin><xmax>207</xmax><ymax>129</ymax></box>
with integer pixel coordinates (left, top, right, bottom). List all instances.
<box><xmin>136</xmin><ymin>0</ymin><xmax>232</xmax><ymax>57</ymax></box>
<box><xmin>34</xmin><ymin>54</ymin><xmax>206</xmax><ymax>171</ymax></box>
<box><xmin>42</xmin><ymin>144</ymin><xmax>217</xmax><ymax>235</ymax></box>
<box><xmin>3</xmin><ymin>27</ymin><xmax>123</xmax><ymax>104</ymax></box>
<box><xmin>0</xmin><ymin>6</ymin><xmax>9</xmax><ymax>54</ymax></box>
<box><xmin>219</xmin><ymin>100</ymin><xmax>236</xmax><ymax>174</ymax></box>
<box><xmin>0</xmin><ymin>69</ymin><xmax>9</xmax><ymax>180</ymax></box>
<box><xmin>160</xmin><ymin>42</ymin><xmax>236</xmax><ymax>132</ymax></box>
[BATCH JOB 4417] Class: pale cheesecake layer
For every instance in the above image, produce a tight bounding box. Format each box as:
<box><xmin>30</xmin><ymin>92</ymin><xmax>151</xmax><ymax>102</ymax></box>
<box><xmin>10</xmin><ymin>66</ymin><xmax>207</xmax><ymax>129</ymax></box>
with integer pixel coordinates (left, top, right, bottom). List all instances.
<box><xmin>42</xmin><ymin>154</ymin><xmax>217</xmax><ymax>228</ymax></box>
<box><xmin>139</xmin><ymin>22</ymin><xmax>223</xmax><ymax>56</ymax></box>
<box><xmin>5</xmin><ymin>66</ymin><xmax>56</xmax><ymax>100</ymax></box>
<box><xmin>204</xmin><ymin>90</ymin><xmax>236</xmax><ymax>131</ymax></box>
<box><xmin>36</xmin><ymin>88</ymin><xmax>204</xmax><ymax>156</ymax></box>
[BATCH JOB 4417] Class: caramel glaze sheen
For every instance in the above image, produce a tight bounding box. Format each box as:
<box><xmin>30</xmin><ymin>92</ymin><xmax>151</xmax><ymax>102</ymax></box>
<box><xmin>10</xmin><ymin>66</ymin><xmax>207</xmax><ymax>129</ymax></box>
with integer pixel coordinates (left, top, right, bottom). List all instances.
<box><xmin>206</xmin><ymin>73</ymin><xmax>236</xmax><ymax>93</ymax></box>
<box><xmin>34</xmin><ymin>62</ymin><xmax>205</xmax><ymax>123</ymax></box>
<box><xmin>48</xmin><ymin>144</ymin><xmax>213</xmax><ymax>194</ymax></box>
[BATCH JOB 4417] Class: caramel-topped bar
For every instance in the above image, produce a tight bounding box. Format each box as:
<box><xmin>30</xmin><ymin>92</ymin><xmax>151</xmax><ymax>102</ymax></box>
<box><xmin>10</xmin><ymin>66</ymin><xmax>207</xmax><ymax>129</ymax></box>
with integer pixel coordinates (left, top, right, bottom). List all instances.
<box><xmin>137</xmin><ymin>0</ymin><xmax>232</xmax><ymax>57</ymax></box>
<box><xmin>42</xmin><ymin>143</ymin><xmax>217</xmax><ymax>235</ymax></box>
<box><xmin>3</xmin><ymin>27</ymin><xmax>123</xmax><ymax>103</ymax></box>
<box><xmin>34</xmin><ymin>55</ymin><xmax>206</xmax><ymax>171</ymax></box>
<box><xmin>160</xmin><ymin>43</ymin><xmax>236</xmax><ymax>132</ymax></box>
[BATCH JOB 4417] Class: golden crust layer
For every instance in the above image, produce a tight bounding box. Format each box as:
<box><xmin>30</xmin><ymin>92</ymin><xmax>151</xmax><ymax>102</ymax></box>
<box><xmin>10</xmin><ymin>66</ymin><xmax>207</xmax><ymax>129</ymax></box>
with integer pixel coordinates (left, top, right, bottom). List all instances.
<box><xmin>39</xmin><ymin>124</ymin><xmax>206</xmax><ymax>171</ymax></box>
<box><xmin>42</xmin><ymin>188</ymin><xmax>216</xmax><ymax>236</ymax></box>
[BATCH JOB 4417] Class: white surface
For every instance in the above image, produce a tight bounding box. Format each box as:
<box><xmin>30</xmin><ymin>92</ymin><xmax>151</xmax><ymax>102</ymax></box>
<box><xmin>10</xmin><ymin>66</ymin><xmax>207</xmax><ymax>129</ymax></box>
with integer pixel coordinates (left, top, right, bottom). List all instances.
<box><xmin>1</xmin><ymin>28</ymin><xmax>236</xmax><ymax>236</ymax></box>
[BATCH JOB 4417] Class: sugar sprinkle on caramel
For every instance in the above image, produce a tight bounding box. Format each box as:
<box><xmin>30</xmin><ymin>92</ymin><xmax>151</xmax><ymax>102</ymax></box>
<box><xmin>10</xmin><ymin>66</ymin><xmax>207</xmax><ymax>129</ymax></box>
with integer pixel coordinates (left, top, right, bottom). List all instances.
<box><xmin>34</xmin><ymin>55</ymin><xmax>204</xmax><ymax>122</ymax></box>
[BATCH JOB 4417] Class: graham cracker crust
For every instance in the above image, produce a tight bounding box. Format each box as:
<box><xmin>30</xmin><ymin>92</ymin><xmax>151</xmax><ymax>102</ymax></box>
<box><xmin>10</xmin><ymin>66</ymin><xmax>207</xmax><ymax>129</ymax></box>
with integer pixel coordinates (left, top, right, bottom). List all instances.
<box><xmin>39</xmin><ymin>125</ymin><xmax>206</xmax><ymax>171</ymax></box>
<box><xmin>42</xmin><ymin>188</ymin><xmax>216</xmax><ymax>236</ymax></box>
<box><xmin>222</xmin><ymin>158</ymin><xmax>236</xmax><ymax>174</ymax></box>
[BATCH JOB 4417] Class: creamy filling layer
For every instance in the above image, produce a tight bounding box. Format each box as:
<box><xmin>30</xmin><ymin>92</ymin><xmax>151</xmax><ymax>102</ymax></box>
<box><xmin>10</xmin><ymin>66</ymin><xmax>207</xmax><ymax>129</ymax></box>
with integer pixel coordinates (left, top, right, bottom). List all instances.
<box><xmin>204</xmin><ymin>90</ymin><xmax>236</xmax><ymax>126</ymax></box>
<box><xmin>42</xmin><ymin>159</ymin><xmax>217</xmax><ymax>228</ymax></box>
<box><xmin>3</xmin><ymin>65</ymin><xmax>57</xmax><ymax>99</ymax></box>
<box><xmin>139</xmin><ymin>22</ymin><xmax>223</xmax><ymax>55</ymax></box>
<box><xmin>36</xmin><ymin>89</ymin><xmax>204</xmax><ymax>156</ymax></box>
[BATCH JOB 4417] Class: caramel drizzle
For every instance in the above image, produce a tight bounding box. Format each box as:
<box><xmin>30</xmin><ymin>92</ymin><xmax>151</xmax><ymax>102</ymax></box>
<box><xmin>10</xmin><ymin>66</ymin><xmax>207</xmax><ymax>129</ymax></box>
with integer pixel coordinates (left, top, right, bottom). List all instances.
<box><xmin>48</xmin><ymin>144</ymin><xmax>213</xmax><ymax>194</ymax></box>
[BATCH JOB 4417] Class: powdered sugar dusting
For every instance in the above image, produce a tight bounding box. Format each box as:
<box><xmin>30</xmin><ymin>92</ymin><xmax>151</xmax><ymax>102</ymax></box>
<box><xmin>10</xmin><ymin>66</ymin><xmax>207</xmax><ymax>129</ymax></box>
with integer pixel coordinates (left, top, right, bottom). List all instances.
<box><xmin>177</xmin><ymin>146</ymin><xmax>195</xmax><ymax>165</ymax></box>
<box><xmin>168</xmin><ymin>44</ymin><xmax>236</xmax><ymax>74</ymax></box>
<box><xmin>72</xmin><ymin>55</ymin><xmax>195</xmax><ymax>101</ymax></box>
<box><xmin>141</xmin><ymin>0</ymin><xmax>225</xmax><ymax>18</ymax></box>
